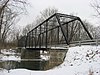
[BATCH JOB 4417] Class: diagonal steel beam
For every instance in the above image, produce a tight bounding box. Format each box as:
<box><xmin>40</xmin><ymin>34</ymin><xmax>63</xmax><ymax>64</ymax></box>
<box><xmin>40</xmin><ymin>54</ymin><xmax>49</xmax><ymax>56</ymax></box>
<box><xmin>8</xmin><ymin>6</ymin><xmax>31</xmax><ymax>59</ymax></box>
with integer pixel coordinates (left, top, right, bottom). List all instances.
<box><xmin>77</xmin><ymin>17</ymin><xmax>93</xmax><ymax>40</ymax></box>
<box><xmin>56</xmin><ymin>14</ymin><xmax>69</xmax><ymax>45</ymax></box>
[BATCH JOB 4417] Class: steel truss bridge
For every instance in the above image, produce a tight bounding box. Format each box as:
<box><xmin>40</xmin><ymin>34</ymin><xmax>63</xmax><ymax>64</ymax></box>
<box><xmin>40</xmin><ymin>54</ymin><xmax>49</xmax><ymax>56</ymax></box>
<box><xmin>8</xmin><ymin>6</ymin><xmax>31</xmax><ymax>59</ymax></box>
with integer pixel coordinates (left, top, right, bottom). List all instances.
<box><xmin>18</xmin><ymin>13</ymin><xmax>94</xmax><ymax>50</ymax></box>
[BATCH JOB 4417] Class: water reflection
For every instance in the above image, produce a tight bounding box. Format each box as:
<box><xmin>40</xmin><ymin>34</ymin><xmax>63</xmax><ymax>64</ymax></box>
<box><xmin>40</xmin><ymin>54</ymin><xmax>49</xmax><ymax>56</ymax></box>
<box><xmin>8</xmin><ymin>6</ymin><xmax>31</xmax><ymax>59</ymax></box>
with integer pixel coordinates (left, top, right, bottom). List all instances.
<box><xmin>0</xmin><ymin>61</ymin><xmax>19</xmax><ymax>70</ymax></box>
<box><xmin>0</xmin><ymin>49</ymin><xmax>67</xmax><ymax>71</ymax></box>
<box><xmin>0</xmin><ymin>60</ymin><xmax>47</xmax><ymax>70</ymax></box>
<box><xmin>19</xmin><ymin>61</ymin><xmax>47</xmax><ymax>70</ymax></box>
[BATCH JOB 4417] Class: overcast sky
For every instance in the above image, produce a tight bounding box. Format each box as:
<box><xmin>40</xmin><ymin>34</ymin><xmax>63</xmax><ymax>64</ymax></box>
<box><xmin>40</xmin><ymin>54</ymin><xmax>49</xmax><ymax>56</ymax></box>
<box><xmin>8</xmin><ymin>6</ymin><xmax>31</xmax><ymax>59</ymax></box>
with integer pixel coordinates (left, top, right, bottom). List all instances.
<box><xmin>18</xmin><ymin>0</ymin><xmax>98</xmax><ymax>27</ymax></box>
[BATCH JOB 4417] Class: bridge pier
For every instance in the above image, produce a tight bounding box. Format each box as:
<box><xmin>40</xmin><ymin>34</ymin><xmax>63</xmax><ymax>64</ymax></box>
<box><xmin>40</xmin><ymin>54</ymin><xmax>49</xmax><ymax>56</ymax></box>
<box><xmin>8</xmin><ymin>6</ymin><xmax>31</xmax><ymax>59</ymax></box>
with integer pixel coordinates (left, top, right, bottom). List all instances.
<box><xmin>20</xmin><ymin>47</ymin><xmax>68</xmax><ymax>70</ymax></box>
<box><xmin>43</xmin><ymin>48</ymin><xmax>68</xmax><ymax>70</ymax></box>
<box><xmin>20</xmin><ymin>49</ymin><xmax>41</xmax><ymax>70</ymax></box>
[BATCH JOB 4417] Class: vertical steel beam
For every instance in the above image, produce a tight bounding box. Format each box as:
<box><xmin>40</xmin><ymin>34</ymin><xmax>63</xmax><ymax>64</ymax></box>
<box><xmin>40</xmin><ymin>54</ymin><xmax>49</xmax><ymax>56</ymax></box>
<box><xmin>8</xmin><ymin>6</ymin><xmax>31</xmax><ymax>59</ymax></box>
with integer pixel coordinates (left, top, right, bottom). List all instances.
<box><xmin>44</xmin><ymin>25</ymin><xmax>45</xmax><ymax>46</ymax></box>
<box><xmin>41</xmin><ymin>34</ymin><xmax>43</xmax><ymax>45</ymax></box>
<box><xmin>66</xmin><ymin>24</ymin><xmax>68</xmax><ymax>41</ymax></box>
<box><xmin>56</xmin><ymin>14</ymin><xmax>69</xmax><ymax>45</ymax></box>
<box><xmin>39</xmin><ymin>25</ymin><xmax>41</xmax><ymax>48</ymax></box>
<box><xmin>30</xmin><ymin>32</ymin><xmax>32</xmax><ymax>47</ymax></box>
<box><xmin>35</xmin><ymin>28</ymin><xmax>37</xmax><ymax>48</ymax></box>
<box><xmin>28</xmin><ymin>33</ymin><xmax>30</xmax><ymax>48</ymax></box>
<box><xmin>25</xmin><ymin>35</ymin><xmax>28</xmax><ymax>48</ymax></box>
<box><xmin>32</xmin><ymin>31</ymin><xmax>33</xmax><ymax>47</ymax></box>
<box><xmin>46</xmin><ymin>22</ymin><xmax>48</xmax><ymax>48</ymax></box>
<box><xmin>51</xmin><ymin>30</ymin><xmax>53</xmax><ymax>45</ymax></box>
<box><xmin>57</xmin><ymin>27</ymin><xmax>59</xmax><ymax>44</ymax></box>
<box><xmin>78</xmin><ymin>22</ymin><xmax>81</xmax><ymax>41</ymax></box>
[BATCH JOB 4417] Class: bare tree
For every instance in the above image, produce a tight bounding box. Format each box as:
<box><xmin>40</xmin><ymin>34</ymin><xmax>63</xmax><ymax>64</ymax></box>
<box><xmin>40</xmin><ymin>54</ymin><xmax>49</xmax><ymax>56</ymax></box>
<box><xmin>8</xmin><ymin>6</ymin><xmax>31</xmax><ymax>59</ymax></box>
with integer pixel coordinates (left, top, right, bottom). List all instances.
<box><xmin>5</xmin><ymin>26</ymin><xmax>21</xmax><ymax>47</ymax></box>
<box><xmin>22</xmin><ymin>24</ymin><xmax>33</xmax><ymax>36</ymax></box>
<box><xmin>0</xmin><ymin>0</ymin><xmax>28</xmax><ymax>47</ymax></box>
<box><xmin>91</xmin><ymin>0</ymin><xmax>100</xmax><ymax>18</ymax></box>
<box><xmin>91</xmin><ymin>0</ymin><xmax>100</xmax><ymax>39</ymax></box>
<box><xmin>94</xmin><ymin>26</ymin><xmax>100</xmax><ymax>39</ymax></box>
<box><xmin>35</xmin><ymin>7</ymin><xmax>58</xmax><ymax>25</ymax></box>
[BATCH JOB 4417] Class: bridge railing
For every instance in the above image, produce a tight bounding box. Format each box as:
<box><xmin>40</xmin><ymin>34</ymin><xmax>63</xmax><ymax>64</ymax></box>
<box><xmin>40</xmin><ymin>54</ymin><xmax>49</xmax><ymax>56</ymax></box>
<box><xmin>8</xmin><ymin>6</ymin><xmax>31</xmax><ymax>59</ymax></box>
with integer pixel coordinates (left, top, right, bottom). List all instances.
<box><xmin>70</xmin><ymin>39</ymin><xmax>100</xmax><ymax>46</ymax></box>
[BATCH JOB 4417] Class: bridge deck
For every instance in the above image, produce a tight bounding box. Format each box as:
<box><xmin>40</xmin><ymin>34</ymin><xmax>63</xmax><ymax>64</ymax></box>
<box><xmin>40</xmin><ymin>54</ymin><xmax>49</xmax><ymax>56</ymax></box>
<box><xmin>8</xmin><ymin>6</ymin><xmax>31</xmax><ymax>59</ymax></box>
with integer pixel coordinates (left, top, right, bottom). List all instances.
<box><xmin>18</xmin><ymin>39</ymin><xmax>100</xmax><ymax>51</ymax></box>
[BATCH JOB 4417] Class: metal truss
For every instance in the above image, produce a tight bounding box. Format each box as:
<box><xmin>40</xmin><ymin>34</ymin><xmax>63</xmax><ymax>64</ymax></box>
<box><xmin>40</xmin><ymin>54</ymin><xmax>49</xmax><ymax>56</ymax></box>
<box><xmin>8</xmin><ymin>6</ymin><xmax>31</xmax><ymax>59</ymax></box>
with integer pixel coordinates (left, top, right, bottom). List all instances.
<box><xmin>18</xmin><ymin>13</ymin><xmax>93</xmax><ymax>49</ymax></box>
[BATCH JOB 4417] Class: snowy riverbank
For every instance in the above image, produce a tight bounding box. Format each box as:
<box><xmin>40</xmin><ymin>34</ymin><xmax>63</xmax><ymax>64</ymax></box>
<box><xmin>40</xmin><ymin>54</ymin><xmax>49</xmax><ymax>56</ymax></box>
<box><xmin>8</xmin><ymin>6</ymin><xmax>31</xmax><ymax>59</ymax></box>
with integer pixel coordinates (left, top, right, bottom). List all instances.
<box><xmin>0</xmin><ymin>45</ymin><xmax>100</xmax><ymax>75</ymax></box>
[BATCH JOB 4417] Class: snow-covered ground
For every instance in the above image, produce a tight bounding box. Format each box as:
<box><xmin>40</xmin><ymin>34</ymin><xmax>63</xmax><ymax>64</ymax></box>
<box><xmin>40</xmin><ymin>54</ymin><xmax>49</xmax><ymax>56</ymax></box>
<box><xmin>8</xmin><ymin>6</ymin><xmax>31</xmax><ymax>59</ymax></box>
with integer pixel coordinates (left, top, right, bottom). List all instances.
<box><xmin>40</xmin><ymin>50</ymin><xmax>50</xmax><ymax>60</ymax></box>
<box><xmin>0</xmin><ymin>45</ymin><xmax>100</xmax><ymax>75</ymax></box>
<box><xmin>0</xmin><ymin>49</ymin><xmax>21</xmax><ymax>61</ymax></box>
